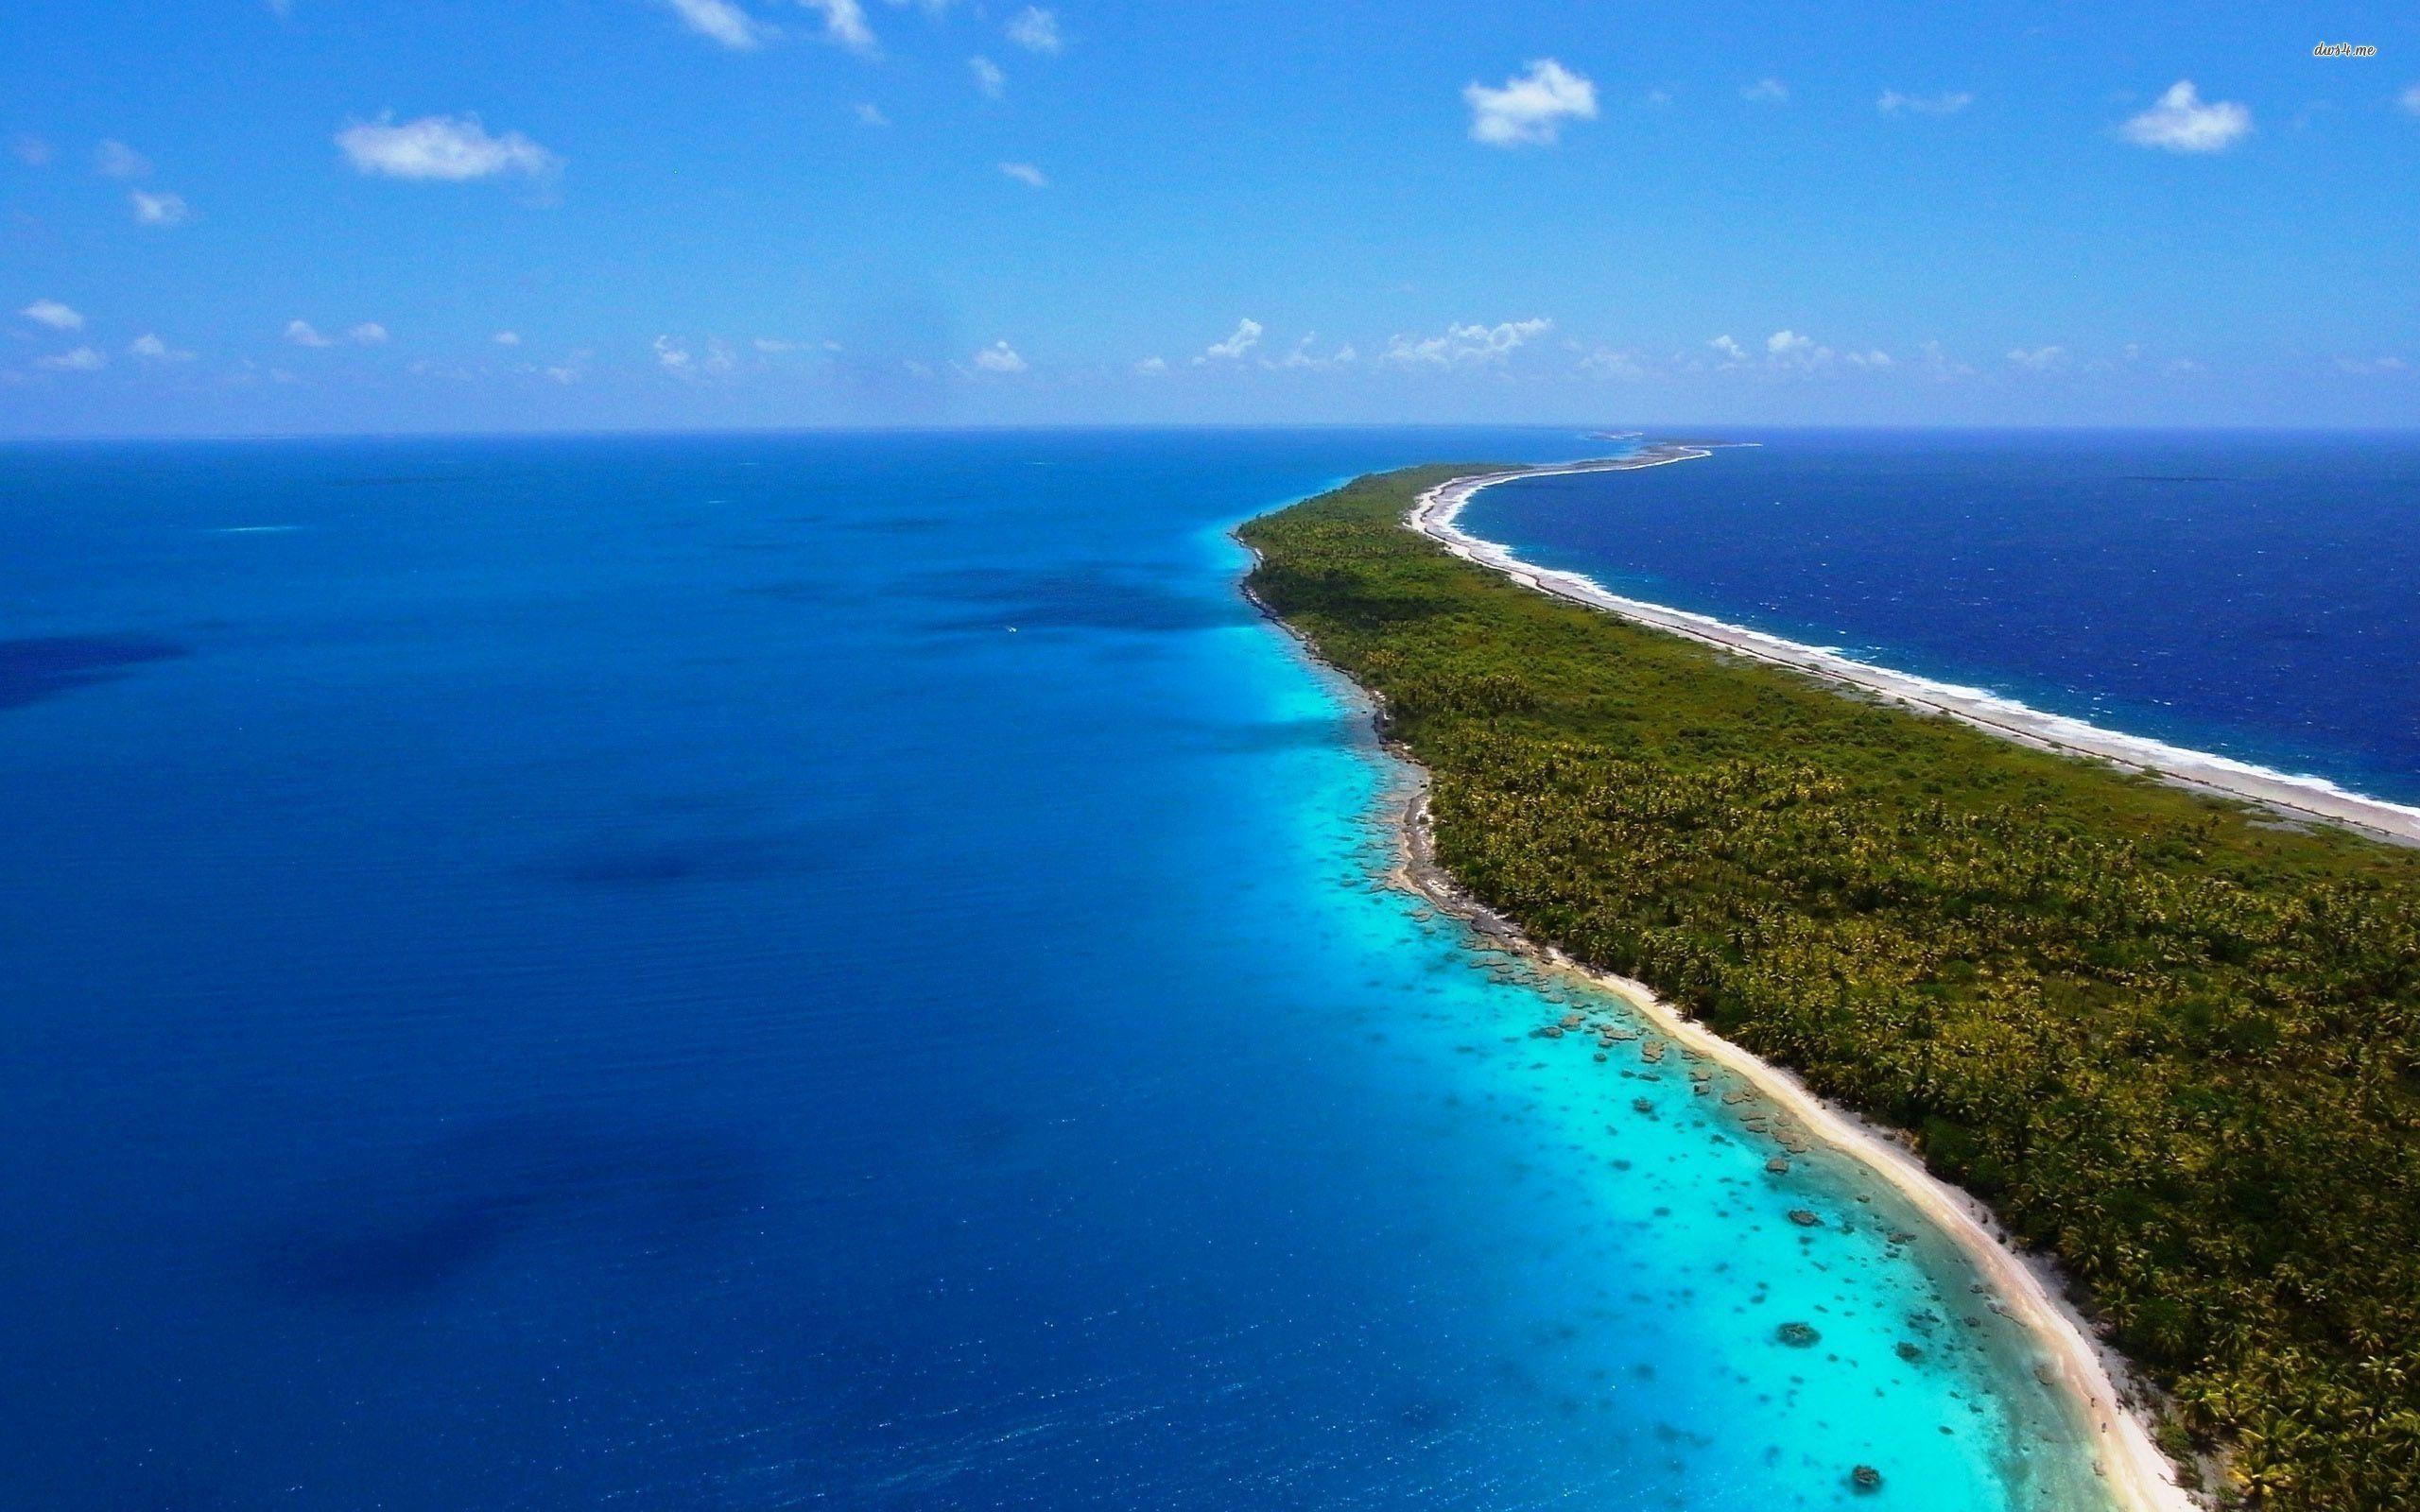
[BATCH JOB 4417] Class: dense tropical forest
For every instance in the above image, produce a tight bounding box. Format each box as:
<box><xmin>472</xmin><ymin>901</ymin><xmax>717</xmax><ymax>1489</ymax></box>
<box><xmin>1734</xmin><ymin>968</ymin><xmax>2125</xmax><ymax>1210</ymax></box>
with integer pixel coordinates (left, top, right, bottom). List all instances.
<box><xmin>1239</xmin><ymin>464</ymin><xmax>2420</xmax><ymax>1512</ymax></box>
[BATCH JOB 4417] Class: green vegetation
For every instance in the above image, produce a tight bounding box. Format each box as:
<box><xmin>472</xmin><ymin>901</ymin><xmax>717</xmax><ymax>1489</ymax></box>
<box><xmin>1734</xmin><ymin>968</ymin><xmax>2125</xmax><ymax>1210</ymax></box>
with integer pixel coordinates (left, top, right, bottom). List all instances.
<box><xmin>1240</xmin><ymin>465</ymin><xmax>2420</xmax><ymax>1512</ymax></box>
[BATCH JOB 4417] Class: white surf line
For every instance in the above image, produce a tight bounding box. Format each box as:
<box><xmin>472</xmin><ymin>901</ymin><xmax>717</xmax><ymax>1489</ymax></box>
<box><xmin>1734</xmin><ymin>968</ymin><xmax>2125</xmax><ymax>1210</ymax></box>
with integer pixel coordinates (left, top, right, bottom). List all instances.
<box><xmin>1409</xmin><ymin>457</ymin><xmax>2420</xmax><ymax>848</ymax></box>
<box><xmin>1382</xmin><ymin>460</ymin><xmax>2207</xmax><ymax>1512</ymax></box>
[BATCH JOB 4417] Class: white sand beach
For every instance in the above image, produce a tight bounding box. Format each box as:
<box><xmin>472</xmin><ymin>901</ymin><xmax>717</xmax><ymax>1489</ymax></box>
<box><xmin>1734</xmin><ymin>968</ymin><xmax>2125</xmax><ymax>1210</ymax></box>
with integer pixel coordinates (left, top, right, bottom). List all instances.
<box><xmin>1409</xmin><ymin>455</ymin><xmax>2420</xmax><ymax>849</ymax></box>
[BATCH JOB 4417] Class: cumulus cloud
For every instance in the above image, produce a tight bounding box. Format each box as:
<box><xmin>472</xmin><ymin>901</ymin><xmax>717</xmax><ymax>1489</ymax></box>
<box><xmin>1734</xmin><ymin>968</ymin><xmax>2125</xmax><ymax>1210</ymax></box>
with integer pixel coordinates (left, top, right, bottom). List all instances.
<box><xmin>493</xmin><ymin>330</ymin><xmax>522</xmax><ymax>346</ymax></box>
<box><xmin>1382</xmin><ymin>318</ymin><xmax>1550</xmax><ymax>367</ymax></box>
<box><xmin>337</xmin><ymin>113</ymin><xmax>561</xmax><ymax>180</ymax></box>
<box><xmin>663</xmin><ymin>0</ymin><xmax>768</xmax><ymax>48</ymax></box>
<box><xmin>2399</xmin><ymin>84</ymin><xmax>2420</xmax><ymax>116</ymax></box>
<box><xmin>972</xmin><ymin>339</ymin><xmax>1027</xmax><ymax>372</ymax></box>
<box><xmin>2121</xmin><ymin>81</ymin><xmax>2252</xmax><ymax>152</ymax></box>
<box><xmin>21</xmin><ymin>300</ymin><xmax>83</xmax><ymax>331</ymax></box>
<box><xmin>1198</xmin><ymin>318</ymin><xmax>1264</xmax><ymax>362</ymax></box>
<box><xmin>1266</xmin><ymin>335</ymin><xmax>1355</xmax><ymax>370</ymax></box>
<box><xmin>130</xmin><ymin>190</ymin><xmax>189</xmax><ymax>226</ymax></box>
<box><xmin>38</xmin><ymin>347</ymin><xmax>106</xmax><ymax>371</ymax></box>
<box><xmin>1741</xmin><ymin>77</ymin><xmax>1789</xmax><ymax>103</ymax></box>
<box><xmin>1464</xmin><ymin>60</ymin><xmax>1598</xmax><ymax>146</ymax></box>
<box><xmin>130</xmin><ymin>333</ymin><xmax>195</xmax><ymax>362</ymax></box>
<box><xmin>998</xmin><ymin>160</ymin><xmax>1047</xmax><ymax>187</ymax></box>
<box><xmin>1706</xmin><ymin>334</ymin><xmax>1747</xmax><ymax>363</ymax></box>
<box><xmin>285</xmin><ymin>318</ymin><xmax>335</xmax><ymax>347</ymax></box>
<box><xmin>1005</xmin><ymin>7</ymin><xmax>1062</xmax><ymax>53</ymax></box>
<box><xmin>1918</xmin><ymin>340</ymin><xmax>1976</xmax><ymax>379</ymax></box>
<box><xmin>802</xmin><ymin>0</ymin><xmax>877</xmax><ymax>54</ymax></box>
<box><xmin>1580</xmin><ymin>347</ymin><xmax>1645</xmax><ymax>379</ymax></box>
<box><xmin>2006</xmin><ymin>345</ymin><xmax>2068</xmax><ymax>370</ymax></box>
<box><xmin>1877</xmin><ymin>90</ymin><xmax>1973</xmax><ymax>116</ymax></box>
<box><xmin>1133</xmin><ymin>355</ymin><xmax>1168</xmax><ymax>375</ymax></box>
<box><xmin>1843</xmin><ymin>349</ymin><xmax>1893</xmax><ymax>369</ymax></box>
<box><xmin>653</xmin><ymin>335</ymin><xmax>693</xmax><ymax>372</ymax></box>
<box><xmin>855</xmin><ymin>101</ymin><xmax>890</xmax><ymax>127</ymax></box>
<box><xmin>348</xmin><ymin>322</ymin><xmax>389</xmax><ymax>345</ymax></box>
<box><xmin>2335</xmin><ymin>355</ymin><xmax>2408</xmax><ymax>375</ymax></box>
<box><xmin>94</xmin><ymin>139</ymin><xmax>150</xmax><ymax>178</ymax></box>
<box><xmin>1764</xmin><ymin>329</ymin><xmax>1839</xmax><ymax>369</ymax></box>
<box><xmin>970</xmin><ymin>56</ymin><xmax>1007</xmax><ymax>100</ymax></box>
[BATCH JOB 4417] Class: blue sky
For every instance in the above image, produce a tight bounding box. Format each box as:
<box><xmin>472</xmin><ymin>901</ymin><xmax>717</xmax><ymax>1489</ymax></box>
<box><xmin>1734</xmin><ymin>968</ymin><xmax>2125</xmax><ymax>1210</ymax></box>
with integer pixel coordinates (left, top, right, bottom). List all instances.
<box><xmin>4</xmin><ymin>0</ymin><xmax>2416</xmax><ymax>434</ymax></box>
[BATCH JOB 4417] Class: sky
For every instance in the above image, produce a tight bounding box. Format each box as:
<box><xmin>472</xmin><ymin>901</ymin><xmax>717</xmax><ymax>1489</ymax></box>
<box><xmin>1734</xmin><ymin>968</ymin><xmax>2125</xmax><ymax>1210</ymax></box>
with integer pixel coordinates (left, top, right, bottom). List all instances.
<box><xmin>3</xmin><ymin>0</ymin><xmax>2416</xmax><ymax>436</ymax></box>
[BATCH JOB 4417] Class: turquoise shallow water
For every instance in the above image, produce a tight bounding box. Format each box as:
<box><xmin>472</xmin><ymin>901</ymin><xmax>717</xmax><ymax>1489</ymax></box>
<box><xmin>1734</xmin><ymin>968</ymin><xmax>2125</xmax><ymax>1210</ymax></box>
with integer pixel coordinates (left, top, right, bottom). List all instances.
<box><xmin>0</xmin><ymin>430</ymin><xmax>2113</xmax><ymax>1509</ymax></box>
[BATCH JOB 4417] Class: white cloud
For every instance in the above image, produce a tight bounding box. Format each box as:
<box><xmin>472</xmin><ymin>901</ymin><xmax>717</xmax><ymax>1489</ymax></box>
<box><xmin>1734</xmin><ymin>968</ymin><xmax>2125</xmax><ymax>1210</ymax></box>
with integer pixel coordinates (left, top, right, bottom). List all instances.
<box><xmin>2336</xmin><ymin>355</ymin><xmax>2408</xmax><ymax>375</ymax></box>
<box><xmin>10</xmin><ymin>134</ymin><xmax>54</xmax><ymax>166</ymax></box>
<box><xmin>21</xmin><ymin>300</ymin><xmax>83</xmax><ymax>331</ymax></box>
<box><xmin>337</xmin><ymin>113</ymin><xmax>561</xmax><ymax>180</ymax></box>
<box><xmin>1200</xmin><ymin>318</ymin><xmax>1264</xmax><ymax>362</ymax></box>
<box><xmin>2121</xmin><ymin>81</ymin><xmax>2252</xmax><ymax>153</ymax></box>
<box><xmin>1383</xmin><ymin>318</ymin><xmax>1550</xmax><ymax>367</ymax></box>
<box><xmin>802</xmin><ymin>0</ymin><xmax>877</xmax><ymax>54</ymax></box>
<box><xmin>130</xmin><ymin>190</ymin><xmax>190</xmax><ymax>226</ymax></box>
<box><xmin>973</xmin><ymin>339</ymin><xmax>1027</xmax><ymax>372</ymax></box>
<box><xmin>94</xmin><ymin>139</ymin><xmax>150</xmax><ymax>178</ymax></box>
<box><xmin>38</xmin><ymin>347</ymin><xmax>106</xmax><ymax>371</ymax></box>
<box><xmin>663</xmin><ymin>0</ymin><xmax>768</xmax><ymax>48</ymax></box>
<box><xmin>348</xmin><ymin>322</ymin><xmax>389</xmax><ymax>345</ymax></box>
<box><xmin>130</xmin><ymin>333</ymin><xmax>195</xmax><ymax>362</ymax></box>
<box><xmin>1706</xmin><ymin>334</ymin><xmax>1746</xmax><ymax>362</ymax></box>
<box><xmin>1877</xmin><ymin>90</ymin><xmax>1972</xmax><ymax>116</ymax></box>
<box><xmin>285</xmin><ymin>319</ymin><xmax>334</xmax><ymax>347</ymax></box>
<box><xmin>1133</xmin><ymin>355</ymin><xmax>1167</xmax><ymax>375</ymax></box>
<box><xmin>752</xmin><ymin>336</ymin><xmax>802</xmax><ymax>352</ymax></box>
<box><xmin>1918</xmin><ymin>340</ymin><xmax>1976</xmax><ymax>379</ymax></box>
<box><xmin>1742</xmin><ymin>77</ymin><xmax>1789</xmax><ymax>103</ymax></box>
<box><xmin>2006</xmin><ymin>345</ymin><xmax>2068</xmax><ymax>370</ymax></box>
<box><xmin>493</xmin><ymin>330</ymin><xmax>522</xmax><ymax>346</ymax></box>
<box><xmin>1843</xmin><ymin>349</ymin><xmax>1893</xmax><ymax>369</ymax></box>
<box><xmin>1763</xmin><ymin>329</ymin><xmax>1838</xmax><ymax>369</ymax></box>
<box><xmin>998</xmin><ymin>160</ymin><xmax>1047</xmax><ymax>187</ymax></box>
<box><xmin>1266</xmin><ymin>335</ymin><xmax>1355</xmax><ymax>370</ymax></box>
<box><xmin>653</xmin><ymin>335</ymin><xmax>693</xmax><ymax>371</ymax></box>
<box><xmin>1580</xmin><ymin>347</ymin><xmax>1645</xmax><ymax>379</ymax></box>
<box><xmin>970</xmin><ymin>56</ymin><xmax>1007</xmax><ymax>100</ymax></box>
<box><xmin>1005</xmin><ymin>6</ymin><xmax>1062</xmax><ymax>53</ymax></box>
<box><xmin>855</xmin><ymin>101</ymin><xmax>890</xmax><ymax>127</ymax></box>
<box><xmin>2399</xmin><ymin>84</ymin><xmax>2420</xmax><ymax>116</ymax></box>
<box><xmin>1465</xmin><ymin>60</ymin><xmax>1598</xmax><ymax>146</ymax></box>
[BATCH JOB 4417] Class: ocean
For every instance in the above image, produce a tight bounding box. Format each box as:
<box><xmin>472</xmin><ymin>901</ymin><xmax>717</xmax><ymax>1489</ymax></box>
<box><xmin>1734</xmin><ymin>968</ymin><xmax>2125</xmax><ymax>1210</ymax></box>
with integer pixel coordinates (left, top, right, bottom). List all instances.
<box><xmin>1461</xmin><ymin>429</ymin><xmax>2420</xmax><ymax>806</ymax></box>
<box><xmin>1</xmin><ymin>429</ymin><xmax>2152</xmax><ymax>1511</ymax></box>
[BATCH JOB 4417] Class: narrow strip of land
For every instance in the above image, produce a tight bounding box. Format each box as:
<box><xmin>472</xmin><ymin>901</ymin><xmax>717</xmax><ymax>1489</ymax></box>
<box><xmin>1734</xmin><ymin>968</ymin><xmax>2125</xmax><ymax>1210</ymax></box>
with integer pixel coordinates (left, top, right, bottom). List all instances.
<box><xmin>1411</xmin><ymin>454</ymin><xmax>2420</xmax><ymax>848</ymax></box>
<box><xmin>1241</xmin><ymin>463</ymin><xmax>2420</xmax><ymax>1512</ymax></box>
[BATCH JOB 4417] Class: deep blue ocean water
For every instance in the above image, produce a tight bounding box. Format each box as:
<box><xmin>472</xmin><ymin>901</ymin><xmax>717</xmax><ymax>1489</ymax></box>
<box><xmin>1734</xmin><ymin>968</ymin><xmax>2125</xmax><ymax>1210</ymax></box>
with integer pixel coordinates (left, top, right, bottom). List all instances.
<box><xmin>2</xmin><ymin>430</ymin><xmax>2116</xmax><ymax>1511</ymax></box>
<box><xmin>1464</xmin><ymin>430</ymin><xmax>2420</xmax><ymax>804</ymax></box>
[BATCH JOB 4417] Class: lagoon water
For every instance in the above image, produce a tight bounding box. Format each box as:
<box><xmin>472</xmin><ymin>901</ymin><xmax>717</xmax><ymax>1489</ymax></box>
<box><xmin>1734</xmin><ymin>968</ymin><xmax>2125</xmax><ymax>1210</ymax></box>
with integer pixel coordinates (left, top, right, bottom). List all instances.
<box><xmin>1</xmin><ymin>430</ymin><xmax>2113</xmax><ymax>1510</ymax></box>
<box><xmin>1465</xmin><ymin>430</ymin><xmax>2420</xmax><ymax>805</ymax></box>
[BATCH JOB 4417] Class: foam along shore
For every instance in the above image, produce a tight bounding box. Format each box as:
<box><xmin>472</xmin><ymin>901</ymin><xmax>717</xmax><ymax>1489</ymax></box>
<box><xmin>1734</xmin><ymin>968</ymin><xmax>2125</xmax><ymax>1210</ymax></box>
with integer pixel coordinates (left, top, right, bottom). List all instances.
<box><xmin>1394</xmin><ymin>782</ymin><xmax>2197</xmax><ymax>1512</ymax></box>
<box><xmin>1411</xmin><ymin>451</ymin><xmax>2420</xmax><ymax>849</ymax></box>
<box><xmin>1392</xmin><ymin>449</ymin><xmax>2222</xmax><ymax>1512</ymax></box>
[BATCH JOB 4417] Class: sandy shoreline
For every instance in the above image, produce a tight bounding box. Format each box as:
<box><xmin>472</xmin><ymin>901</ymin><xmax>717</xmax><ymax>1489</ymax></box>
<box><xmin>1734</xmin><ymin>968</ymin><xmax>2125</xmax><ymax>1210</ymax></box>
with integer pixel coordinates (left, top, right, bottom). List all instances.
<box><xmin>1387</xmin><ymin>782</ymin><xmax>2199</xmax><ymax>1512</ymax></box>
<box><xmin>1411</xmin><ymin>452</ymin><xmax>2420</xmax><ymax>849</ymax></box>
<box><xmin>1238</xmin><ymin>463</ymin><xmax>2221</xmax><ymax>1512</ymax></box>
